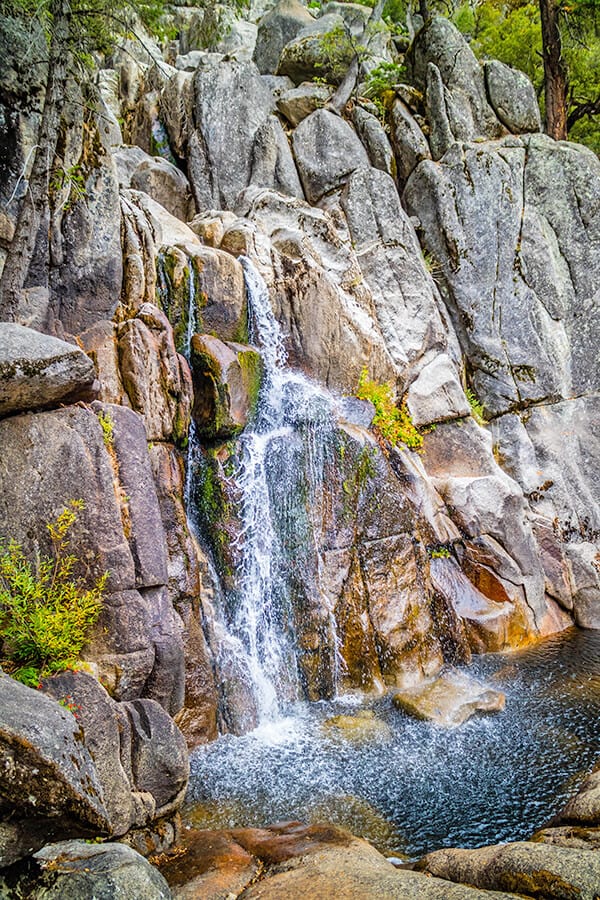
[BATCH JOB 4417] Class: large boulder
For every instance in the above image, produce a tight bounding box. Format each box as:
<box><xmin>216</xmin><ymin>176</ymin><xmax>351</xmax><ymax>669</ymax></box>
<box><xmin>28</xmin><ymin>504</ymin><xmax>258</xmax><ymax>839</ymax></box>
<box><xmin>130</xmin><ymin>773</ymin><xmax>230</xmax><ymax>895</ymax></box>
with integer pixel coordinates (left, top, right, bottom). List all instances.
<box><xmin>0</xmin><ymin>673</ymin><xmax>110</xmax><ymax>866</ymax></box>
<box><xmin>0</xmin><ymin>323</ymin><xmax>97</xmax><ymax>418</ymax></box>
<box><xmin>253</xmin><ymin>0</ymin><xmax>315</xmax><ymax>75</ymax></box>
<box><xmin>292</xmin><ymin>108</ymin><xmax>369</xmax><ymax>203</ymax></box>
<box><xmin>484</xmin><ymin>60</ymin><xmax>541</xmax><ymax>134</ymax></box>
<box><xmin>392</xmin><ymin>670</ymin><xmax>505</xmax><ymax>726</ymax></box>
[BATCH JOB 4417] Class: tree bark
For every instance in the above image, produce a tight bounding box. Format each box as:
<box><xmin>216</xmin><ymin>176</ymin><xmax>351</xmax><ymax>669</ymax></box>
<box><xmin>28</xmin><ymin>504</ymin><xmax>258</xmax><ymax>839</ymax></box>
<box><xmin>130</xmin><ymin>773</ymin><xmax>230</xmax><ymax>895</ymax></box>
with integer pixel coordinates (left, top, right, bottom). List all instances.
<box><xmin>329</xmin><ymin>0</ymin><xmax>386</xmax><ymax>115</ymax></box>
<box><xmin>0</xmin><ymin>0</ymin><xmax>71</xmax><ymax>321</ymax></box>
<box><xmin>539</xmin><ymin>0</ymin><xmax>568</xmax><ymax>140</ymax></box>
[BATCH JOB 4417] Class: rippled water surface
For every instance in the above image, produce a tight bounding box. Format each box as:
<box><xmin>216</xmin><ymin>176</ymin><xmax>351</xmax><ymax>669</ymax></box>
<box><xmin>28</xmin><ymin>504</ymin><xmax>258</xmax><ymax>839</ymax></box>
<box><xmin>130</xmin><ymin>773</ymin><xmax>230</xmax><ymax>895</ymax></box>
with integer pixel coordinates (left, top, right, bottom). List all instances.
<box><xmin>186</xmin><ymin>628</ymin><xmax>600</xmax><ymax>859</ymax></box>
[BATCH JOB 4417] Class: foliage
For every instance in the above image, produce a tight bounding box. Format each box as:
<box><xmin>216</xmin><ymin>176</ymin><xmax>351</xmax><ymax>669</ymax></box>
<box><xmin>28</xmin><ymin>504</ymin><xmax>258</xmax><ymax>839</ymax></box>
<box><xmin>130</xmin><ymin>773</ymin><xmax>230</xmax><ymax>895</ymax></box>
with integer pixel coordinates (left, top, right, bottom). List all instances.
<box><xmin>465</xmin><ymin>386</ymin><xmax>487</xmax><ymax>425</ymax></box>
<box><xmin>317</xmin><ymin>23</ymin><xmax>366</xmax><ymax>82</ymax></box>
<box><xmin>428</xmin><ymin>546</ymin><xmax>451</xmax><ymax>558</ymax></box>
<box><xmin>0</xmin><ymin>500</ymin><xmax>106</xmax><ymax>687</ymax></box>
<box><xmin>97</xmin><ymin>410</ymin><xmax>114</xmax><ymax>446</ymax></box>
<box><xmin>364</xmin><ymin>60</ymin><xmax>407</xmax><ymax>102</ymax></box>
<box><xmin>357</xmin><ymin>368</ymin><xmax>423</xmax><ymax>450</ymax></box>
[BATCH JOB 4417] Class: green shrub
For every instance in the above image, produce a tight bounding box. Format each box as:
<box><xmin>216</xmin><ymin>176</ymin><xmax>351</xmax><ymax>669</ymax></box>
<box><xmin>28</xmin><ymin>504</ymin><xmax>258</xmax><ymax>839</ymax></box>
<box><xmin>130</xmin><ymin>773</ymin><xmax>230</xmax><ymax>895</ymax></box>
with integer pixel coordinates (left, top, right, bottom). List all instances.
<box><xmin>0</xmin><ymin>500</ymin><xmax>107</xmax><ymax>687</ymax></box>
<box><xmin>364</xmin><ymin>60</ymin><xmax>406</xmax><ymax>103</ymax></box>
<box><xmin>465</xmin><ymin>387</ymin><xmax>487</xmax><ymax>426</ymax></box>
<box><xmin>357</xmin><ymin>367</ymin><xmax>423</xmax><ymax>450</ymax></box>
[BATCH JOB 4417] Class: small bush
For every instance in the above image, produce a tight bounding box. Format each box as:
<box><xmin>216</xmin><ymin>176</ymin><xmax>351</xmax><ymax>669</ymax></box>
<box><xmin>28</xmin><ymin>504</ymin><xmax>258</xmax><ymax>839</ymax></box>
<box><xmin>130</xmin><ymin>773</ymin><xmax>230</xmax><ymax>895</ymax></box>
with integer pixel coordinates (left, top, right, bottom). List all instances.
<box><xmin>364</xmin><ymin>61</ymin><xmax>406</xmax><ymax>103</ymax></box>
<box><xmin>465</xmin><ymin>387</ymin><xmax>487</xmax><ymax>426</ymax></box>
<box><xmin>0</xmin><ymin>500</ymin><xmax>107</xmax><ymax>687</ymax></box>
<box><xmin>357</xmin><ymin>368</ymin><xmax>423</xmax><ymax>450</ymax></box>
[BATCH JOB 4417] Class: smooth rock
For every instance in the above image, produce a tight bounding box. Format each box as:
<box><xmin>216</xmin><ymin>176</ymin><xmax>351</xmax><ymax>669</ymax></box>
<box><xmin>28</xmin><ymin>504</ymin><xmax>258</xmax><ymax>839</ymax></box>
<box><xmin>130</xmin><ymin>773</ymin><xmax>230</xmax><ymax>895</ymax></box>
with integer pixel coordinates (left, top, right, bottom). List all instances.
<box><xmin>484</xmin><ymin>60</ymin><xmax>541</xmax><ymax>134</ymax></box>
<box><xmin>406</xmin><ymin>354</ymin><xmax>470</xmax><ymax>425</ymax></box>
<box><xmin>352</xmin><ymin>105</ymin><xmax>396</xmax><ymax>178</ymax></box>
<box><xmin>390</xmin><ymin>98</ymin><xmax>431</xmax><ymax>184</ymax></box>
<box><xmin>253</xmin><ymin>0</ymin><xmax>315</xmax><ymax>75</ymax></box>
<box><xmin>322</xmin><ymin>710</ymin><xmax>392</xmax><ymax>743</ymax></box>
<box><xmin>292</xmin><ymin>108</ymin><xmax>369</xmax><ymax>203</ymax></box>
<box><xmin>0</xmin><ymin>323</ymin><xmax>97</xmax><ymax>418</ymax></box>
<box><xmin>130</xmin><ymin>156</ymin><xmax>195</xmax><ymax>222</ymax></box>
<box><xmin>392</xmin><ymin>670</ymin><xmax>505</xmax><ymax>726</ymax></box>
<box><xmin>277</xmin><ymin>15</ymin><xmax>351</xmax><ymax>85</ymax></box>
<box><xmin>417</xmin><ymin>840</ymin><xmax>600</xmax><ymax>899</ymax></box>
<box><xmin>277</xmin><ymin>82</ymin><xmax>332</xmax><ymax>127</ymax></box>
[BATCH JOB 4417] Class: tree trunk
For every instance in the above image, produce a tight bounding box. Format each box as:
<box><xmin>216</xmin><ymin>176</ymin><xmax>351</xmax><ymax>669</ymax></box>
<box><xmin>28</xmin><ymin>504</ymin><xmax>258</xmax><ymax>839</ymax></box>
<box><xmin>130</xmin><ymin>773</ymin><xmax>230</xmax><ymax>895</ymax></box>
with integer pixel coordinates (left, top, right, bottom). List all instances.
<box><xmin>329</xmin><ymin>0</ymin><xmax>386</xmax><ymax>115</ymax></box>
<box><xmin>0</xmin><ymin>0</ymin><xmax>71</xmax><ymax>322</ymax></box>
<box><xmin>539</xmin><ymin>0</ymin><xmax>568</xmax><ymax>140</ymax></box>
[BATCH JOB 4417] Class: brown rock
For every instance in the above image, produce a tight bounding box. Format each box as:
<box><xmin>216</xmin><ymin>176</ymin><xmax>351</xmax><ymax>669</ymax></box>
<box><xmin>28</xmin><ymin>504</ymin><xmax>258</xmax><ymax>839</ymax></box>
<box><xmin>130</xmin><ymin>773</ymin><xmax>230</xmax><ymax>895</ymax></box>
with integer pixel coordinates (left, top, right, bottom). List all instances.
<box><xmin>393</xmin><ymin>670</ymin><xmax>505</xmax><ymax>726</ymax></box>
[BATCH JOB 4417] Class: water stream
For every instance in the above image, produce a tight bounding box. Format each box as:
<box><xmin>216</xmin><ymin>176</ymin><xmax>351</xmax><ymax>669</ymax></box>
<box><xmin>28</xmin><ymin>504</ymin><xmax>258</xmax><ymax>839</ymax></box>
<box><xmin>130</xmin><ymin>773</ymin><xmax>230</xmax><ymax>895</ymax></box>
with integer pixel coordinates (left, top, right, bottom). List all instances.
<box><xmin>186</xmin><ymin>628</ymin><xmax>600</xmax><ymax>860</ymax></box>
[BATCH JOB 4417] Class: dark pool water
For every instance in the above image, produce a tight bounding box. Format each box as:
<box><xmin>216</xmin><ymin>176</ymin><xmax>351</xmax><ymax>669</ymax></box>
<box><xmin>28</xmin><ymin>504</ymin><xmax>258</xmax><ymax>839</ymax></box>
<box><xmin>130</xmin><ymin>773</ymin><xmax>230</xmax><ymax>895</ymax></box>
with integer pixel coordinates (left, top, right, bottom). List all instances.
<box><xmin>186</xmin><ymin>628</ymin><xmax>600</xmax><ymax>859</ymax></box>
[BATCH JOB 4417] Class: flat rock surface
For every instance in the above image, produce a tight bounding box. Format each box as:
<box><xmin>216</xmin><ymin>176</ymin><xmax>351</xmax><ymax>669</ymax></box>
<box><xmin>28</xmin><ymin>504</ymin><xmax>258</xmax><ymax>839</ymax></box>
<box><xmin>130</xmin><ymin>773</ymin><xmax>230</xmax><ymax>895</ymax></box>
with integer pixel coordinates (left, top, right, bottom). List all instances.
<box><xmin>0</xmin><ymin>323</ymin><xmax>97</xmax><ymax>417</ymax></box>
<box><xmin>392</xmin><ymin>669</ymin><xmax>505</xmax><ymax>726</ymax></box>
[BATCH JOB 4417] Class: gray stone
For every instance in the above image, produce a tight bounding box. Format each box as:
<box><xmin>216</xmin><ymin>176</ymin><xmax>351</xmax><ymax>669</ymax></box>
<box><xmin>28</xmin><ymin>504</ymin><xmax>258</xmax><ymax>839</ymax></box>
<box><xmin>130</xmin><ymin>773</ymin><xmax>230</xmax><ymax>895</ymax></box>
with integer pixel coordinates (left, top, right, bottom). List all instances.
<box><xmin>352</xmin><ymin>105</ymin><xmax>396</xmax><ymax>178</ymax></box>
<box><xmin>261</xmin><ymin>73</ymin><xmax>295</xmax><ymax>98</ymax></box>
<box><xmin>250</xmin><ymin>114</ymin><xmax>305</xmax><ymax>198</ymax></box>
<box><xmin>30</xmin><ymin>840</ymin><xmax>172</xmax><ymax>899</ymax></box>
<box><xmin>406</xmin><ymin>354</ymin><xmax>470</xmax><ymax>426</ymax></box>
<box><xmin>130</xmin><ymin>156</ymin><xmax>195</xmax><ymax>222</ymax></box>
<box><xmin>390</xmin><ymin>98</ymin><xmax>431</xmax><ymax>182</ymax></box>
<box><xmin>0</xmin><ymin>672</ymin><xmax>110</xmax><ymax>866</ymax></box>
<box><xmin>190</xmin><ymin>58</ymin><xmax>299</xmax><ymax>209</ymax></box>
<box><xmin>393</xmin><ymin>670</ymin><xmax>505</xmax><ymax>726</ymax></box>
<box><xmin>0</xmin><ymin>323</ymin><xmax>97</xmax><ymax>418</ymax></box>
<box><xmin>277</xmin><ymin>82</ymin><xmax>333</xmax><ymax>127</ymax></box>
<box><xmin>484</xmin><ymin>60</ymin><xmax>541</xmax><ymax>134</ymax></box>
<box><xmin>277</xmin><ymin>14</ymin><xmax>350</xmax><ymax>85</ymax></box>
<box><xmin>292</xmin><ymin>108</ymin><xmax>369</xmax><ymax>203</ymax></box>
<box><xmin>253</xmin><ymin>0</ymin><xmax>315</xmax><ymax>75</ymax></box>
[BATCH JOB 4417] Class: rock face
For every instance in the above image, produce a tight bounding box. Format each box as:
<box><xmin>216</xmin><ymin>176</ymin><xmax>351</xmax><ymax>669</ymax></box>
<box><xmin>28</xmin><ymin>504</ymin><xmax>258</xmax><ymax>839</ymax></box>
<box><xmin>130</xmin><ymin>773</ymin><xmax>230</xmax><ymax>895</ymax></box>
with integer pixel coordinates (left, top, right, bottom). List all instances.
<box><xmin>0</xmin><ymin>323</ymin><xmax>98</xmax><ymax>416</ymax></box>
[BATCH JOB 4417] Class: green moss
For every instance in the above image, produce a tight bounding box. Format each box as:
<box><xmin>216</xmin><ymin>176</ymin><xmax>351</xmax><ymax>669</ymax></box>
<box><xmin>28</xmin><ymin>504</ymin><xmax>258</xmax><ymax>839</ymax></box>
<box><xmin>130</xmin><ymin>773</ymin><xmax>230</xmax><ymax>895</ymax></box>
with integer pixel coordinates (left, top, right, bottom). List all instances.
<box><xmin>357</xmin><ymin>368</ymin><xmax>423</xmax><ymax>451</ymax></box>
<box><xmin>236</xmin><ymin>349</ymin><xmax>263</xmax><ymax>419</ymax></box>
<box><xmin>156</xmin><ymin>251</ymin><xmax>206</xmax><ymax>354</ymax></box>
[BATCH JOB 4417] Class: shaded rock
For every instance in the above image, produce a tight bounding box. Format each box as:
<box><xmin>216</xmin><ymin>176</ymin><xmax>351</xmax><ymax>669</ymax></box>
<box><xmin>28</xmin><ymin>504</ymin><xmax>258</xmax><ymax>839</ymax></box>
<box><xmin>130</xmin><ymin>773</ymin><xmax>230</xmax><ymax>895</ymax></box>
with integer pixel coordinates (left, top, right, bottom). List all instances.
<box><xmin>26</xmin><ymin>840</ymin><xmax>172</xmax><ymax>899</ymax></box>
<box><xmin>558</xmin><ymin>768</ymin><xmax>600</xmax><ymax>825</ymax></box>
<box><xmin>277</xmin><ymin>15</ymin><xmax>351</xmax><ymax>85</ymax></box>
<box><xmin>188</xmin><ymin>209</ymin><xmax>237</xmax><ymax>247</ymax></box>
<box><xmin>130</xmin><ymin>156</ymin><xmax>195</xmax><ymax>222</ymax></box>
<box><xmin>253</xmin><ymin>0</ymin><xmax>315</xmax><ymax>75</ymax></box>
<box><xmin>292</xmin><ymin>108</ymin><xmax>369</xmax><ymax>204</ymax></box>
<box><xmin>0</xmin><ymin>323</ymin><xmax>97</xmax><ymax>418</ymax></box>
<box><xmin>194</xmin><ymin>246</ymin><xmax>248</xmax><ymax>343</ymax></box>
<box><xmin>112</xmin><ymin>145</ymin><xmax>149</xmax><ymax>188</ymax></box>
<box><xmin>338</xmin><ymin>397</ymin><xmax>375</xmax><ymax>428</ymax></box>
<box><xmin>392</xmin><ymin>670</ymin><xmax>505</xmax><ymax>726</ymax></box>
<box><xmin>484</xmin><ymin>60</ymin><xmax>541</xmax><ymax>134</ymax></box>
<box><xmin>250</xmin><ymin>114</ymin><xmax>305</xmax><ymax>199</ymax></box>
<box><xmin>0</xmin><ymin>673</ymin><xmax>110</xmax><ymax>866</ymax></box>
<box><xmin>79</xmin><ymin>320</ymin><xmax>128</xmax><ymax>405</ymax></box>
<box><xmin>322</xmin><ymin>710</ymin><xmax>392</xmax><ymax>743</ymax></box>
<box><xmin>390</xmin><ymin>98</ymin><xmax>431</xmax><ymax>184</ymax></box>
<box><xmin>117</xmin><ymin>303</ymin><xmax>192</xmax><ymax>444</ymax></box>
<box><xmin>190</xmin><ymin>334</ymin><xmax>262</xmax><ymax>440</ymax></box>
<box><xmin>277</xmin><ymin>82</ymin><xmax>332</xmax><ymax>127</ymax></box>
<box><xmin>352</xmin><ymin>105</ymin><xmax>396</xmax><ymax>178</ymax></box>
<box><xmin>159</xmin><ymin>828</ymin><xmax>258</xmax><ymax>899</ymax></box>
<box><xmin>417</xmin><ymin>840</ymin><xmax>600</xmax><ymax>899</ymax></box>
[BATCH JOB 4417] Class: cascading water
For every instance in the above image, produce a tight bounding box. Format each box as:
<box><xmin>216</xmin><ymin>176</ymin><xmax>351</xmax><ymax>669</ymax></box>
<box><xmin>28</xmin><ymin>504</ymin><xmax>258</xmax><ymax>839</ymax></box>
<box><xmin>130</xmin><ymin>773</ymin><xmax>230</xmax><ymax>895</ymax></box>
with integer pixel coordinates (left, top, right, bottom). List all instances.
<box><xmin>186</xmin><ymin>257</ymin><xmax>343</xmax><ymax>732</ymax></box>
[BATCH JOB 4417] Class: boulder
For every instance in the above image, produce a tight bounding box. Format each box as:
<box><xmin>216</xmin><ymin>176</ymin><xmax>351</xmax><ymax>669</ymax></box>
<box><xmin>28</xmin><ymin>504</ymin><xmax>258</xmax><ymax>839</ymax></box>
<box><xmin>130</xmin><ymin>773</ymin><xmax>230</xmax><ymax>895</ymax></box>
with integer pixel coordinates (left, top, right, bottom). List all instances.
<box><xmin>253</xmin><ymin>0</ymin><xmax>315</xmax><ymax>75</ymax></box>
<box><xmin>250</xmin><ymin>114</ymin><xmax>305</xmax><ymax>199</ymax></box>
<box><xmin>190</xmin><ymin>335</ymin><xmax>263</xmax><ymax>440</ymax></box>
<box><xmin>276</xmin><ymin>14</ymin><xmax>351</xmax><ymax>85</ymax></box>
<box><xmin>292</xmin><ymin>108</ymin><xmax>369</xmax><ymax>203</ymax></box>
<box><xmin>484</xmin><ymin>60</ymin><xmax>541</xmax><ymax>134</ymax></box>
<box><xmin>130</xmin><ymin>156</ymin><xmax>195</xmax><ymax>222</ymax></box>
<box><xmin>277</xmin><ymin>82</ymin><xmax>333</xmax><ymax>127</ymax></box>
<box><xmin>393</xmin><ymin>669</ymin><xmax>505</xmax><ymax>726</ymax></box>
<box><xmin>322</xmin><ymin>710</ymin><xmax>392</xmax><ymax>743</ymax></box>
<box><xmin>352</xmin><ymin>105</ymin><xmax>396</xmax><ymax>178</ymax></box>
<box><xmin>79</xmin><ymin>320</ymin><xmax>128</xmax><ymax>405</ymax></box>
<box><xmin>189</xmin><ymin>58</ymin><xmax>299</xmax><ymax>210</ymax></box>
<box><xmin>24</xmin><ymin>840</ymin><xmax>172</xmax><ymax>899</ymax></box>
<box><xmin>406</xmin><ymin>354</ymin><xmax>470</xmax><ymax>425</ymax></box>
<box><xmin>390</xmin><ymin>98</ymin><xmax>431</xmax><ymax>184</ymax></box>
<box><xmin>0</xmin><ymin>323</ymin><xmax>97</xmax><ymax>418</ymax></box>
<box><xmin>0</xmin><ymin>673</ymin><xmax>110</xmax><ymax>866</ymax></box>
<box><xmin>417</xmin><ymin>841</ymin><xmax>600</xmax><ymax>899</ymax></box>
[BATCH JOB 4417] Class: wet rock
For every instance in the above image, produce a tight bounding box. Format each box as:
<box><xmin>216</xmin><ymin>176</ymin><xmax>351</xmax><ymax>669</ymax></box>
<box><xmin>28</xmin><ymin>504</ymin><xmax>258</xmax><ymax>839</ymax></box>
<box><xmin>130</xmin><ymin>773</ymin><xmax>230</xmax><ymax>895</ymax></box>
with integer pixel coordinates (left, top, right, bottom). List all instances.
<box><xmin>0</xmin><ymin>672</ymin><xmax>110</xmax><ymax>866</ymax></box>
<box><xmin>190</xmin><ymin>335</ymin><xmax>262</xmax><ymax>440</ymax></box>
<box><xmin>253</xmin><ymin>0</ymin><xmax>315</xmax><ymax>75</ymax></box>
<box><xmin>417</xmin><ymin>840</ymin><xmax>600</xmax><ymax>899</ymax></box>
<box><xmin>392</xmin><ymin>670</ymin><xmax>505</xmax><ymax>726</ymax></box>
<box><xmin>557</xmin><ymin>768</ymin><xmax>600</xmax><ymax>825</ymax></box>
<box><xmin>0</xmin><ymin>323</ymin><xmax>97</xmax><ymax>418</ymax></box>
<box><xmin>24</xmin><ymin>840</ymin><xmax>172</xmax><ymax>899</ymax></box>
<box><xmin>277</xmin><ymin>82</ymin><xmax>333</xmax><ymax>127</ymax></box>
<box><xmin>292</xmin><ymin>109</ymin><xmax>369</xmax><ymax>203</ymax></box>
<box><xmin>322</xmin><ymin>710</ymin><xmax>392</xmax><ymax>743</ymax></box>
<box><xmin>484</xmin><ymin>60</ymin><xmax>541</xmax><ymax>134</ymax></box>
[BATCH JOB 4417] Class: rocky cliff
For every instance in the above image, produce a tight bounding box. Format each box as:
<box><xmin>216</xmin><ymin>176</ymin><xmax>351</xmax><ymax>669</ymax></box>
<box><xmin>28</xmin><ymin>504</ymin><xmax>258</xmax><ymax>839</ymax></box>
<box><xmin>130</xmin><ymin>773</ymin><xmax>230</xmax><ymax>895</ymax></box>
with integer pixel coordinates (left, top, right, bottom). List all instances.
<box><xmin>0</xmin><ymin>0</ymin><xmax>599</xmax><ymax>888</ymax></box>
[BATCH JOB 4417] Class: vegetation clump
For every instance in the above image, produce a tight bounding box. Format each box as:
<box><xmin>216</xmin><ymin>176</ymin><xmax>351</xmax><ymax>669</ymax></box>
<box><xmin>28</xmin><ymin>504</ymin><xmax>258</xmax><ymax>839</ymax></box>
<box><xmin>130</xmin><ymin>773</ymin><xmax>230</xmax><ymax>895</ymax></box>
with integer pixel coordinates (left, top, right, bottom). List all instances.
<box><xmin>0</xmin><ymin>500</ymin><xmax>106</xmax><ymax>687</ymax></box>
<box><xmin>465</xmin><ymin>386</ymin><xmax>487</xmax><ymax>426</ymax></box>
<box><xmin>357</xmin><ymin>367</ymin><xmax>423</xmax><ymax>450</ymax></box>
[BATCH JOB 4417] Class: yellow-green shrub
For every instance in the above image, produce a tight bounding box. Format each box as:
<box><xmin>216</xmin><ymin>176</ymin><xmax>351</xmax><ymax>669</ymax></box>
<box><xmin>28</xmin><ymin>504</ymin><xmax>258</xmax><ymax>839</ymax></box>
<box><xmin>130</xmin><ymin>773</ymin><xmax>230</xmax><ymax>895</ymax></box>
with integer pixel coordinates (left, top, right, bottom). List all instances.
<box><xmin>0</xmin><ymin>500</ymin><xmax>106</xmax><ymax>687</ymax></box>
<box><xmin>357</xmin><ymin>368</ymin><xmax>423</xmax><ymax>450</ymax></box>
